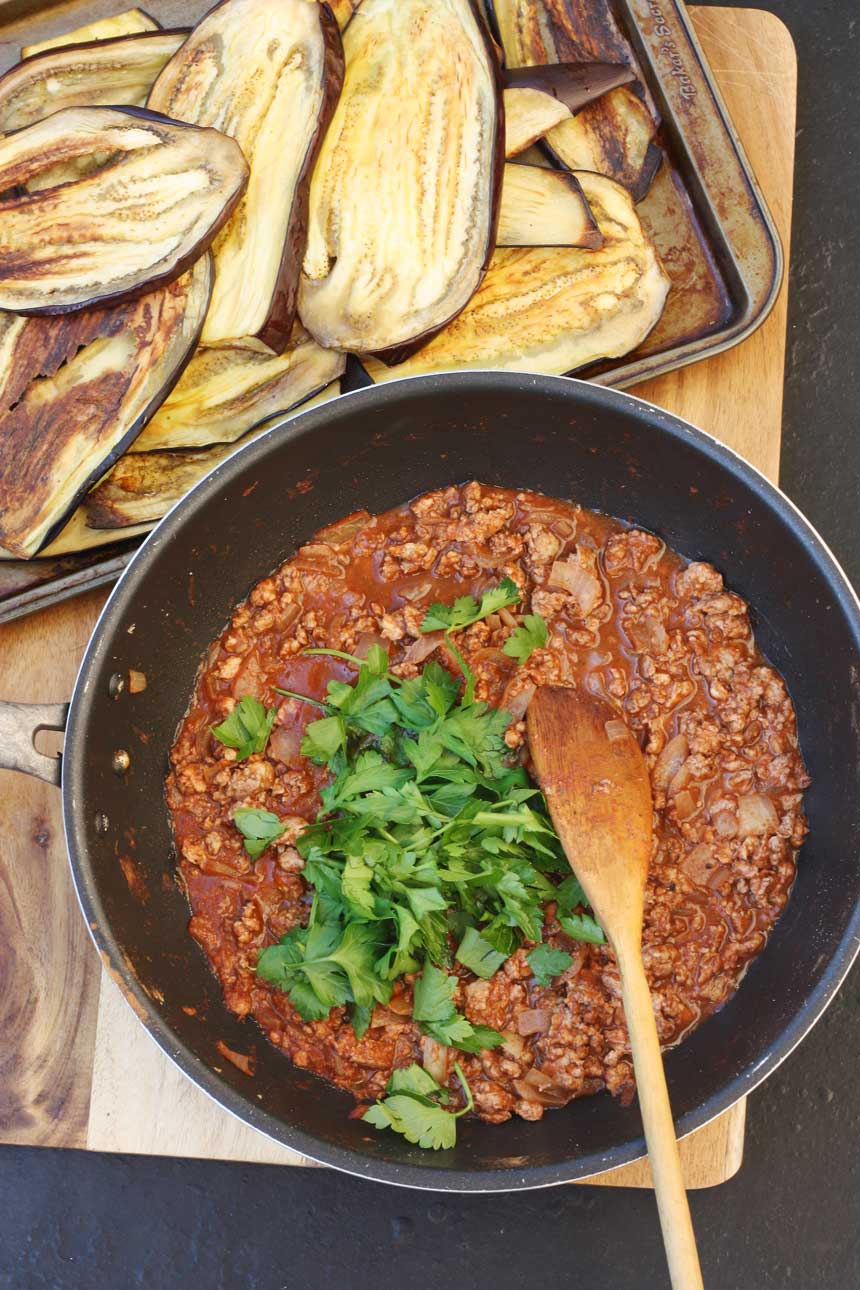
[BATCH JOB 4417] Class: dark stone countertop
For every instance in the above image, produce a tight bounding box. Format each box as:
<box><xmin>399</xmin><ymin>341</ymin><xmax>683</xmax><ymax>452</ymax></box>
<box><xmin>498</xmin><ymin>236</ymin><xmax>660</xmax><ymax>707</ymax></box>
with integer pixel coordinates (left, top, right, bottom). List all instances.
<box><xmin>1</xmin><ymin>2</ymin><xmax>858</xmax><ymax>1286</ymax></box>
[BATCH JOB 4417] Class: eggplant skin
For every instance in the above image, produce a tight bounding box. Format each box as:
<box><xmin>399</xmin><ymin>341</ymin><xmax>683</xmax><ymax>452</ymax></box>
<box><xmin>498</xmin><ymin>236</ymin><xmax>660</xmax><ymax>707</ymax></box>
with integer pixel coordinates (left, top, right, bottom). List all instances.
<box><xmin>501</xmin><ymin>62</ymin><xmax>635</xmax><ymax>113</ymax></box>
<box><xmin>148</xmin><ymin>0</ymin><xmax>345</xmax><ymax>353</ymax></box>
<box><xmin>0</xmin><ymin>254</ymin><xmax>213</xmax><ymax>559</ymax></box>
<box><xmin>21</xmin><ymin>10</ymin><xmax>161</xmax><ymax>59</ymax></box>
<box><xmin>487</xmin><ymin>1</ymin><xmax>660</xmax><ymax>201</ymax></box>
<box><xmin>0</xmin><ymin>106</ymin><xmax>248</xmax><ymax>315</ymax></box>
<box><xmin>362</xmin><ymin>172</ymin><xmax>669</xmax><ymax>382</ymax></box>
<box><xmin>0</xmin><ymin>31</ymin><xmax>190</xmax><ymax>135</ymax></box>
<box><xmin>130</xmin><ymin>325</ymin><xmax>346</xmax><ymax>452</ymax></box>
<box><xmin>298</xmin><ymin>0</ymin><xmax>504</xmax><ymax>364</ymax></box>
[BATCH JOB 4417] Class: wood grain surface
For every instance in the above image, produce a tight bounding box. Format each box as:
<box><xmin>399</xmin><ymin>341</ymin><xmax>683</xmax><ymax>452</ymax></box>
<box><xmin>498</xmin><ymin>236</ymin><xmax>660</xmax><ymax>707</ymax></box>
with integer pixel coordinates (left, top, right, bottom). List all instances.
<box><xmin>0</xmin><ymin>8</ymin><xmax>796</xmax><ymax>1187</ymax></box>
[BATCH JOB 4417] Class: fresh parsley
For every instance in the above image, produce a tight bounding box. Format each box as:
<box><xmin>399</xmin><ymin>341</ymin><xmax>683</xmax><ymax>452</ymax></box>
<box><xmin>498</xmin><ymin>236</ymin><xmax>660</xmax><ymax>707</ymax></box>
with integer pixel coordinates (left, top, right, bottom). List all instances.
<box><xmin>420</xmin><ymin>579</ymin><xmax>522</xmax><ymax>634</ymax></box>
<box><xmin>251</xmin><ymin>584</ymin><xmax>604</xmax><ymax>1098</ymax></box>
<box><xmin>412</xmin><ymin>963</ymin><xmax>504</xmax><ymax>1053</ymax></box>
<box><xmin>256</xmin><ymin>909</ymin><xmax>392</xmax><ymax>1021</ymax></box>
<box><xmin>420</xmin><ymin>577</ymin><xmax>521</xmax><ymax>701</ymax></box>
<box><xmin>363</xmin><ymin>1061</ymin><xmax>473</xmax><ymax>1151</ymax></box>
<box><xmin>233</xmin><ymin>807</ymin><xmax>286</xmax><ymax>860</ymax></box>
<box><xmin>502</xmin><ymin>613</ymin><xmax>548</xmax><ymax>663</ymax></box>
<box><xmin>527</xmin><ymin>943</ymin><xmax>574</xmax><ymax>986</ymax></box>
<box><xmin>211</xmin><ymin>695</ymin><xmax>276</xmax><ymax>761</ymax></box>
<box><xmin>559</xmin><ymin>912</ymin><xmax>606</xmax><ymax>944</ymax></box>
<box><xmin>455</xmin><ymin>927</ymin><xmax>507</xmax><ymax>979</ymax></box>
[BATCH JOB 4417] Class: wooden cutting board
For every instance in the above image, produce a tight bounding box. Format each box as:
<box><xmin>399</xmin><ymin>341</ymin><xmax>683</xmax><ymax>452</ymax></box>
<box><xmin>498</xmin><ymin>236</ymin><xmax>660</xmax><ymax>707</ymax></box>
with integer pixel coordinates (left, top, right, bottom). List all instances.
<box><xmin>0</xmin><ymin>8</ymin><xmax>796</xmax><ymax>1188</ymax></box>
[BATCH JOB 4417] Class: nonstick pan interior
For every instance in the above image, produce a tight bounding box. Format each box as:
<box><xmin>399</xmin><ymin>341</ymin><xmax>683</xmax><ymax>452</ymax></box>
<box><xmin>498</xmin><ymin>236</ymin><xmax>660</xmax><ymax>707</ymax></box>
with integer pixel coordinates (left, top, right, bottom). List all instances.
<box><xmin>63</xmin><ymin>373</ymin><xmax>860</xmax><ymax>1190</ymax></box>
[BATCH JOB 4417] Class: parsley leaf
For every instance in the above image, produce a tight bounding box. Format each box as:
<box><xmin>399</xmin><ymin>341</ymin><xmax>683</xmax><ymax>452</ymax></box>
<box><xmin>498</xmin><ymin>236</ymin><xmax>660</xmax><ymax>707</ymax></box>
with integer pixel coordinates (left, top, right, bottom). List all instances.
<box><xmin>256</xmin><ymin>916</ymin><xmax>392</xmax><ymax>1020</ymax></box>
<box><xmin>420</xmin><ymin>579</ymin><xmax>521</xmax><ymax>700</ymax></box>
<box><xmin>412</xmin><ymin>963</ymin><xmax>458</xmax><ymax>1023</ymax></box>
<box><xmin>503</xmin><ymin>614</ymin><xmax>548</xmax><ymax>663</ymax></box>
<box><xmin>412</xmin><ymin>963</ymin><xmax>504</xmax><ymax>1052</ymax></box>
<box><xmin>421</xmin><ymin>578</ymin><xmax>521</xmax><ymax>633</ymax></box>
<box><xmin>387</xmin><ymin>1063</ymin><xmax>448</xmax><ymax>1100</ymax></box>
<box><xmin>422</xmin><ymin>1018</ymin><xmax>505</xmax><ymax>1054</ymax></box>
<box><xmin>559</xmin><ymin>912</ymin><xmax>606</xmax><ymax>944</ymax></box>
<box><xmin>363</xmin><ymin>1062</ymin><xmax>473</xmax><ymax>1150</ymax></box>
<box><xmin>349</xmin><ymin>1002</ymin><xmax>372</xmax><ymax>1040</ymax></box>
<box><xmin>554</xmin><ymin>873</ymin><xmax>588</xmax><ymax>914</ymax></box>
<box><xmin>301</xmin><ymin>714</ymin><xmax>347</xmax><ymax>763</ymax></box>
<box><xmin>211</xmin><ymin>696</ymin><xmax>276</xmax><ymax>761</ymax></box>
<box><xmin>233</xmin><ymin>807</ymin><xmax>286</xmax><ymax>860</ymax></box>
<box><xmin>527</xmin><ymin>943</ymin><xmax>574</xmax><ymax>985</ymax></box>
<box><xmin>455</xmin><ymin>927</ymin><xmax>507</xmax><ymax>979</ymax></box>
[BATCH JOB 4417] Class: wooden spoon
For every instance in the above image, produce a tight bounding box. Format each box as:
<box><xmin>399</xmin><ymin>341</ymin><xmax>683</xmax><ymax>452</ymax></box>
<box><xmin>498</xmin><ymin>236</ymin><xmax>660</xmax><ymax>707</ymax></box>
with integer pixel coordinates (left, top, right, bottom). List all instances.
<box><xmin>528</xmin><ymin>685</ymin><xmax>704</xmax><ymax>1290</ymax></box>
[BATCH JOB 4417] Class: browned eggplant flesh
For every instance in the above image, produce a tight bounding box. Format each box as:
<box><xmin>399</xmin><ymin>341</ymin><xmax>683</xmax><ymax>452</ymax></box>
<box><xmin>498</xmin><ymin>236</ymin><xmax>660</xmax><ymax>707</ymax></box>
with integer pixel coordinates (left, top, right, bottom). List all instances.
<box><xmin>131</xmin><ymin>326</ymin><xmax>346</xmax><ymax>452</ymax></box>
<box><xmin>21</xmin><ymin>10</ymin><xmax>160</xmax><ymax>59</ymax></box>
<box><xmin>363</xmin><ymin>172</ymin><xmax>669</xmax><ymax>382</ymax></box>
<box><xmin>0</xmin><ymin>106</ymin><xmax>248</xmax><ymax>314</ymax></box>
<box><xmin>497</xmin><ymin>163</ymin><xmax>601</xmax><ymax>247</ymax></box>
<box><xmin>148</xmin><ymin>0</ymin><xmax>345</xmax><ymax>352</ymax></box>
<box><xmin>0</xmin><ymin>30</ymin><xmax>189</xmax><ymax>135</ymax></box>
<box><xmin>298</xmin><ymin>0</ymin><xmax>504</xmax><ymax>362</ymax></box>
<box><xmin>0</xmin><ymin>254</ymin><xmax>213</xmax><ymax>558</ymax></box>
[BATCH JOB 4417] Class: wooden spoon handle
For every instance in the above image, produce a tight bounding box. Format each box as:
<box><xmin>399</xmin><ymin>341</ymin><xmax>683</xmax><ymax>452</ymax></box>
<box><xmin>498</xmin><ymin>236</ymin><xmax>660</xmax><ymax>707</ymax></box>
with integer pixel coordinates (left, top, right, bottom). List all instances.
<box><xmin>616</xmin><ymin>941</ymin><xmax>705</xmax><ymax>1290</ymax></box>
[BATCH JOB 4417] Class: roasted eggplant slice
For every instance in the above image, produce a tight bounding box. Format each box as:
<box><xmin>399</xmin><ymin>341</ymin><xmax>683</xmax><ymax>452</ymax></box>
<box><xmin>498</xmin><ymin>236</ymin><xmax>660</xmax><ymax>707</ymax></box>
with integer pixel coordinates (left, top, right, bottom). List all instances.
<box><xmin>0</xmin><ymin>106</ymin><xmax>247</xmax><ymax>314</ymax></box>
<box><xmin>504</xmin><ymin>87</ymin><xmax>570</xmax><ymax>157</ymax></box>
<box><xmin>131</xmin><ymin>325</ymin><xmax>345</xmax><ymax>451</ymax></box>
<box><xmin>363</xmin><ymin>172</ymin><xmax>669</xmax><ymax>382</ymax></box>
<box><xmin>0</xmin><ymin>510</ymin><xmax>153</xmax><ymax>560</ymax></box>
<box><xmin>0</xmin><ymin>255</ymin><xmax>212</xmax><ymax>558</ymax></box>
<box><xmin>546</xmin><ymin>85</ymin><xmax>661</xmax><ymax>202</ymax></box>
<box><xmin>298</xmin><ymin>0</ymin><xmax>503</xmax><ymax>362</ymax></box>
<box><xmin>85</xmin><ymin>381</ymin><xmax>342</xmax><ymax>530</ymax></box>
<box><xmin>497</xmin><ymin>163</ymin><xmax>601</xmax><ymax>247</ymax></box>
<box><xmin>2</xmin><ymin>380</ymin><xmax>341</xmax><ymax>558</ymax></box>
<box><xmin>488</xmin><ymin>1</ymin><xmax>660</xmax><ymax>200</ymax></box>
<box><xmin>148</xmin><ymin>0</ymin><xmax>344</xmax><ymax>352</ymax></box>
<box><xmin>21</xmin><ymin>9</ymin><xmax>159</xmax><ymax>59</ymax></box>
<box><xmin>487</xmin><ymin>0</ymin><xmax>630</xmax><ymax>65</ymax></box>
<box><xmin>0</xmin><ymin>31</ymin><xmax>189</xmax><ymax>134</ymax></box>
<box><xmin>502</xmin><ymin>61</ymin><xmax>634</xmax><ymax>113</ymax></box>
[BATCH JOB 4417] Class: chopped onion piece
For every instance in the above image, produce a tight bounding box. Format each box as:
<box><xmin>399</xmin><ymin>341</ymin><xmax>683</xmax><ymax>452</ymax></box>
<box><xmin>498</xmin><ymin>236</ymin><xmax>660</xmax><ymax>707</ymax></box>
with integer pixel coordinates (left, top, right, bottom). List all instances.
<box><xmin>403</xmin><ymin>633</ymin><xmax>443</xmax><ymax>666</ymax></box>
<box><xmin>505</xmin><ymin>683</ymin><xmax>537</xmax><ymax>721</ymax></box>
<box><xmin>421</xmin><ymin>1035</ymin><xmax>451</xmax><ymax>1086</ymax></box>
<box><xmin>548</xmin><ymin>556</ymin><xmax>601</xmax><ymax>614</ymax></box>
<box><xmin>653</xmin><ymin>734</ymin><xmax>689</xmax><ymax>792</ymax></box>
<box><xmin>516</xmin><ymin>1008</ymin><xmax>549</xmax><ymax>1035</ymax></box>
<box><xmin>737</xmin><ymin>793</ymin><xmax>779</xmax><ymax>837</ymax></box>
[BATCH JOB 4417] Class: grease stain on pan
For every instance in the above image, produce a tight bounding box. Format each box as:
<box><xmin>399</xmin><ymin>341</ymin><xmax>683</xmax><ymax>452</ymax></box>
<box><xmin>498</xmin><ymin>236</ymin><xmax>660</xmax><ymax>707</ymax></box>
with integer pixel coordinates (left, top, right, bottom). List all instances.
<box><xmin>118</xmin><ymin>853</ymin><xmax>149</xmax><ymax>905</ymax></box>
<box><xmin>216</xmin><ymin>1039</ymin><xmax>257</xmax><ymax>1077</ymax></box>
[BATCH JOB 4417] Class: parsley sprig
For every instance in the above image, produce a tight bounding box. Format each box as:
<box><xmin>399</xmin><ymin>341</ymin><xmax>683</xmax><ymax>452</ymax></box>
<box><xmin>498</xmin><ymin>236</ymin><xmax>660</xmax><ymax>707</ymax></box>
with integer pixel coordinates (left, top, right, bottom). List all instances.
<box><xmin>412</xmin><ymin>963</ymin><xmax>504</xmax><ymax>1053</ymax></box>
<box><xmin>246</xmin><ymin>583</ymin><xmax>603</xmax><ymax>1095</ymax></box>
<box><xmin>363</xmin><ymin>1061</ymin><xmax>473</xmax><ymax>1150</ymax></box>
<box><xmin>420</xmin><ymin>577</ymin><xmax>521</xmax><ymax>701</ymax></box>
<box><xmin>211</xmin><ymin>695</ymin><xmax>276</xmax><ymax>761</ymax></box>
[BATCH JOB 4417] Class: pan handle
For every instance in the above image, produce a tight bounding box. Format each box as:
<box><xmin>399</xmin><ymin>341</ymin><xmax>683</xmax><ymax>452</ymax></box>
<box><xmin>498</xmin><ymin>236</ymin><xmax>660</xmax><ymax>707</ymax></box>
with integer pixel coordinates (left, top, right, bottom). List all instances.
<box><xmin>0</xmin><ymin>701</ymin><xmax>69</xmax><ymax>786</ymax></box>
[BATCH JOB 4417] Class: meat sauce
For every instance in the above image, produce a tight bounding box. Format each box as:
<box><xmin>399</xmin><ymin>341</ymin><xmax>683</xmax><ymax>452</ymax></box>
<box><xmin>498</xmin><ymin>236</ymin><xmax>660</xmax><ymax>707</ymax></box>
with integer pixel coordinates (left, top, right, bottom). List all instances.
<box><xmin>166</xmin><ymin>482</ymin><xmax>809</xmax><ymax>1123</ymax></box>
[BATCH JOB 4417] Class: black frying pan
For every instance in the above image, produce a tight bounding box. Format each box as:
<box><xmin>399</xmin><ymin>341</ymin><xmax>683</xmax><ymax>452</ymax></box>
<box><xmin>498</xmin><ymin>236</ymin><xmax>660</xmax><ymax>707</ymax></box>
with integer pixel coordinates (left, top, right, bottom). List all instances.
<box><xmin>2</xmin><ymin>372</ymin><xmax>859</xmax><ymax>1191</ymax></box>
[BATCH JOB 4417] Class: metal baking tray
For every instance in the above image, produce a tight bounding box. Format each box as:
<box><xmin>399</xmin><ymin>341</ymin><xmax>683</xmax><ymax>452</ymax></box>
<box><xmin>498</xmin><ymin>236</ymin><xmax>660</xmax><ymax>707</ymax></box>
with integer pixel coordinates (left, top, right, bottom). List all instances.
<box><xmin>0</xmin><ymin>0</ymin><xmax>782</xmax><ymax>624</ymax></box>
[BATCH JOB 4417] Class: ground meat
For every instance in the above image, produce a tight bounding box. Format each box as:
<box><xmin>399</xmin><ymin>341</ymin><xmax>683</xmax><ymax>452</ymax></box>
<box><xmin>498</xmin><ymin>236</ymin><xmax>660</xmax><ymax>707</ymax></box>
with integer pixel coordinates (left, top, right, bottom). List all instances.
<box><xmin>167</xmin><ymin>482</ymin><xmax>809</xmax><ymax>1125</ymax></box>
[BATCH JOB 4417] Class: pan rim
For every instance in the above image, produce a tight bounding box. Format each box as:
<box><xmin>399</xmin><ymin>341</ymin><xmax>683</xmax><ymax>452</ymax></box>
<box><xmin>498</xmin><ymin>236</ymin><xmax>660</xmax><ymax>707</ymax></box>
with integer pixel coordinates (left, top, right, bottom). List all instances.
<box><xmin>62</xmin><ymin>370</ymin><xmax>860</xmax><ymax>1191</ymax></box>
